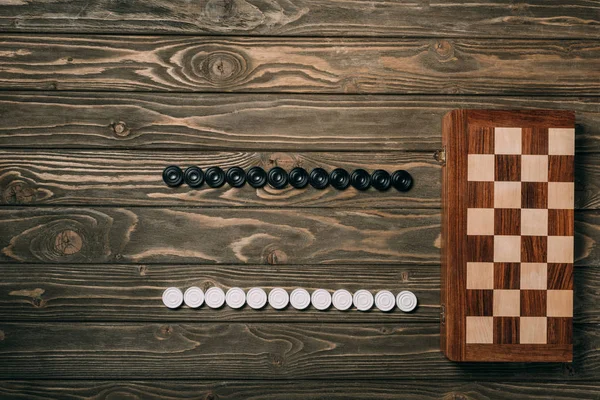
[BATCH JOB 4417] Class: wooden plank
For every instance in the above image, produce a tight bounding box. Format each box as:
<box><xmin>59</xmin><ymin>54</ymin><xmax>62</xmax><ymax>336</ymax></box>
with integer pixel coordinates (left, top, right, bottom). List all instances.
<box><xmin>0</xmin><ymin>150</ymin><xmax>441</xmax><ymax>209</ymax></box>
<box><xmin>0</xmin><ymin>207</ymin><xmax>441</xmax><ymax>265</ymax></box>
<box><xmin>2</xmin><ymin>150</ymin><xmax>598</xmax><ymax>210</ymax></box>
<box><xmin>0</xmin><ymin>93</ymin><xmax>598</xmax><ymax>152</ymax></box>
<box><xmin>0</xmin><ymin>264</ymin><xmax>439</xmax><ymax>323</ymax></box>
<box><xmin>0</xmin><ymin>264</ymin><xmax>597</xmax><ymax>324</ymax></box>
<box><xmin>0</xmin><ymin>0</ymin><xmax>598</xmax><ymax>39</ymax></box>
<box><xmin>2</xmin><ymin>380</ymin><xmax>600</xmax><ymax>399</ymax></box>
<box><xmin>0</xmin><ymin>322</ymin><xmax>597</xmax><ymax>380</ymax></box>
<box><xmin>0</xmin><ymin>207</ymin><xmax>598</xmax><ymax>266</ymax></box>
<box><xmin>0</xmin><ymin>36</ymin><xmax>598</xmax><ymax>94</ymax></box>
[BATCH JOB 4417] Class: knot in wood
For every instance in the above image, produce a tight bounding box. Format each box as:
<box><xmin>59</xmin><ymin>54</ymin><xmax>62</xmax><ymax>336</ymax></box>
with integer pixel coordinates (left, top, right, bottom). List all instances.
<box><xmin>269</xmin><ymin>353</ymin><xmax>284</xmax><ymax>368</ymax></box>
<box><xmin>563</xmin><ymin>363</ymin><xmax>576</xmax><ymax>376</ymax></box>
<box><xmin>380</xmin><ymin>326</ymin><xmax>392</xmax><ymax>335</ymax></box>
<box><xmin>266</xmin><ymin>249</ymin><xmax>287</xmax><ymax>265</ymax></box>
<box><xmin>196</xmin><ymin>51</ymin><xmax>247</xmax><ymax>85</ymax></box>
<box><xmin>204</xmin><ymin>393</ymin><xmax>217</xmax><ymax>400</ymax></box>
<box><xmin>156</xmin><ymin>325</ymin><xmax>174</xmax><ymax>340</ymax></box>
<box><xmin>201</xmin><ymin>281</ymin><xmax>217</xmax><ymax>291</ymax></box>
<box><xmin>112</xmin><ymin>121</ymin><xmax>130</xmax><ymax>137</ymax></box>
<box><xmin>202</xmin><ymin>0</ymin><xmax>264</xmax><ymax>31</ymax></box>
<box><xmin>268</xmin><ymin>153</ymin><xmax>297</xmax><ymax>170</ymax></box>
<box><xmin>0</xmin><ymin>330</ymin><xmax>4</xmax><ymax>341</ymax></box>
<box><xmin>54</xmin><ymin>230</ymin><xmax>83</xmax><ymax>256</ymax></box>
<box><xmin>204</xmin><ymin>0</ymin><xmax>239</xmax><ymax>21</ymax></box>
<box><xmin>2</xmin><ymin>181</ymin><xmax>35</xmax><ymax>205</ymax></box>
<box><xmin>33</xmin><ymin>297</ymin><xmax>47</xmax><ymax>308</ymax></box>
<box><xmin>400</xmin><ymin>271</ymin><xmax>410</xmax><ymax>282</ymax></box>
<box><xmin>432</xmin><ymin>40</ymin><xmax>454</xmax><ymax>60</ymax></box>
<box><xmin>342</xmin><ymin>77</ymin><xmax>360</xmax><ymax>93</ymax></box>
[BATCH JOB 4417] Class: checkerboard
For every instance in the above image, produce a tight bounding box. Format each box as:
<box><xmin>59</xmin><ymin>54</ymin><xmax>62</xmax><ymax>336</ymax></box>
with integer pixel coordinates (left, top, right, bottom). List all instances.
<box><xmin>441</xmin><ymin>110</ymin><xmax>574</xmax><ymax>362</ymax></box>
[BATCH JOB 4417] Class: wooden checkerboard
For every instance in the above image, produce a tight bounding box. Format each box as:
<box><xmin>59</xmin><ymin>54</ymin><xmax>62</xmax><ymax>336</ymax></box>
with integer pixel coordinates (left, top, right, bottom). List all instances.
<box><xmin>441</xmin><ymin>110</ymin><xmax>574</xmax><ymax>362</ymax></box>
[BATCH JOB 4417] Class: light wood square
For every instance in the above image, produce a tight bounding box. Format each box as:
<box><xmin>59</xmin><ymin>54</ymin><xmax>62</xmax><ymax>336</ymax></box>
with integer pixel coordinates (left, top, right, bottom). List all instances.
<box><xmin>493</xmin><ymin>289</ymin><xmax>520</xmax><ymax>316</ymax></box>
<box><xmin>521</xmin><ymin>209</ymin><xmax>548</xmax><ymax>236</ymax></box>
<box><xmin>520</xmin><ymin>317</ymin><xmax>548</xmax><ymax>344</ymax></box>
<box><xmin>466</xmin><ymin>316</ymin><xmax>493</xmax><ymax>344</ymax></box>
<box><xmin>521</xmin><ymin>263</ymin><xmax>548</xmax><ymax>289</ymax></box>
<box><xmin>547</xmin><ymin>236</ymin><xmax>574</xmax><ymax>263</ymax></box>
<box><xmin>548</xmin><ymin>182</ymin><xmax>574</xmax><ymax>209</ymax></box>
<box><xmin>468</xmin><ymin>154</ymin><xmax>495</xmax><ymax>181</ymax></box>
<box><xmin>494</xmin><ymin>182</ymin><xmax>522</xmax><ymax>209</ymax></box>
<box><xmin>467</xmin><ymin>208</ymin><xmax>494</xmax><ymax>235</ymax></box>
<box><xmin>521</xmin><ymin>155</ymin><xmax>548</xmax><ymax>182</ymax></box>
<box><xmin>495</xmin><ymin>127</ymin><xmax>522</xmax><ymax>154</ymax></box>
<box><xmin>494</xmin><ymin>235</ymin><xmax>521</xmax><ymax>262</ymax></box>
<box><xmin>467</xmin><ymin>262</ymin><xmax>494</xmax><ymax>289</ymax></box>
<box><xmin>547</xmin><ymin>290</ymin><xmax>573</xmax><ymax>317</ymax></box>
<box><xmin>548</xmin><ymin>128</ymin><xmax>575</xmax><ymax>155</ymax></box>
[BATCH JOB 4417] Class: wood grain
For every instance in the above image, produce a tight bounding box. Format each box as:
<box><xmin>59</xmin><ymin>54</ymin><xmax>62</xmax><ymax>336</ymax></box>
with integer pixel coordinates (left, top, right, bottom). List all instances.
<box><xmin>0</xmin><ymin>207</ymin><xmax>441</xmax><ymax>265</ymax></box>
<box><xmin>0</xmin><ymin>322</ymin><xmax>596</xmax><ymax>380</ymax></box>
<box><xmin>2</xmin><ymin>150</ymin><xmax>599</xmax><ymax>210</ymax></box>
<box><xmin>1</xmin><ymin>93</ymin><xmax>598</xmax><ymax>152</ymax></box>
<box><xmin>0</xmin><ymin>264</ymin><xmax>597</xmax><ymax>323</ymax></box>
<box><xmin>0</xmin><ymin>263</ymin><xmax>440</xmax><ymax>323</ymax></box>
<box><xmin>440</xmin><ymin>109</ymin><xmax>467</xmax><ymax>360</ymax></box>
<box><xmin>1</xmin><ymin>0</ymin><xmax>598</xmax><ymax>38</ymax></box>
<box><xmin>0</xmin><ymin>36</ymin><xmax>599</xmax><ymax>94</ymax></box>
<box><xmin>2</xmin><ymin>380</ymin><xmax>600</xmax><ymax>399</ymax></box>
<box><xmin>1</xmin><ymin>207</ymin><xmax>599</xmax><ymax>266</ymax></box>
<box><xmin>0</xmin><ymin>150</ymin><xmax>441</xmax><ymax>209</ymax></box>
<box><xmin>0</xmin><ymin>0</ymin><xmax>597</xmax><ymax>394</ymax></box>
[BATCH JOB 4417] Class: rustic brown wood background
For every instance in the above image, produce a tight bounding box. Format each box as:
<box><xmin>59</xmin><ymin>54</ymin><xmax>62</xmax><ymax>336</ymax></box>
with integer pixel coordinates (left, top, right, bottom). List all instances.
<box><xmin>0</xmin><ymin>1</ymin><xmax>599</xmax><ymax>398</ymax></box>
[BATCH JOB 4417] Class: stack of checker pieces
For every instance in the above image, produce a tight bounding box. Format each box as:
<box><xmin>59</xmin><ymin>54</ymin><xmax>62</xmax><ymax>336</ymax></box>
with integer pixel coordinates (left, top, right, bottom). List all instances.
<box><xmin>441</xmin><ymin>110</ymin><xmax>574</xmax><ymax>362</ymax></box>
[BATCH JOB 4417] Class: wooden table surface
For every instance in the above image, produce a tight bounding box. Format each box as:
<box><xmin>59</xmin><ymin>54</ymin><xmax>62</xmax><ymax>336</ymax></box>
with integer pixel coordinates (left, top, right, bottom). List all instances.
<box><xmin>0</xmin><ymin>1</ymin><xmax>599</xmax><ymax>399</ymax></box>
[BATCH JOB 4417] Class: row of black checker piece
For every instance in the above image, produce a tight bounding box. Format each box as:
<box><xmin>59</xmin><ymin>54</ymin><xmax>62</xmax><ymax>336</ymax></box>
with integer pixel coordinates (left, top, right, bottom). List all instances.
<box><xmin>163</xmin><ymin>166</ymin><xmax>413</xmax><ymax>192</ymax></box>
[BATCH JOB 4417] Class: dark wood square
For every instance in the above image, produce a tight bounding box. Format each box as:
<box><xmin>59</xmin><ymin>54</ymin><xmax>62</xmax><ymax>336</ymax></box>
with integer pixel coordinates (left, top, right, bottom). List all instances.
<box><xmin>548</xmin><ymin>155</ymin><xmax>574</xmax><ymax>182</ymax></box>
<box><xmin>521</xmin><ymin>236</ymin><xmax>548</xmax><ymax>263</ymax></box>
<box><xmin>521</xmin><ymin>182</ymin><xmax>548</xmax><ymax>209</ymax></box>
<box><xmin>468</xmin><ymin>126</ymin><xmax>494</xmax><ymax>154</ymax></box>
<box><xmin>493</xmin><ymin>317</ymin><xmax>520</xmax><ymax>344</ymax></box>
<box><xmin>494</xmin><ymin>209</ymin><xmax>521</xmax><ymax>235</ymax></box>
<box><xmin>466</xmin><ymin>289</ymin><xmax>493</xmax><ymax>316</ymax></box>
<box><xmin>494</xmin><ymin>263</ymin><xmax>520</xmax><ymax>289</ymax></box>
<box><xmin>468</xmin><ymin>181</ymin><xmax>494</xmax><ymax>208</ymax></box>
<box><xmin>522</xmin><ymin>127</ymin><xmax>549</xmax><ymax>155</ymax></box>
<box><xmin>467</xmin><ymin>235</ymin><xmax>494</xmax><ymax>262</ymax></box>
<box><xmin>548</xmin><ymin>209</ymin><xmax>574</xmax><ymax>236</ymax></box>
<box><xmin>547</xmin><ymin>317</ymin><xmax>573</xmax><ymax>345</ymax></box>
<box><xmin>520</xmin><ymin>290</ymin><xmax>547</xmax><ymax>316</ymax></box>
<box><xmin>495</xmin><ymin>155</ymin><xmax>521</xmax><ymax>181</ymax></box>
<box><xmin>547</xmin><ymin>263</ymin><xmax>574</xmax><ymax>290</ymax></box>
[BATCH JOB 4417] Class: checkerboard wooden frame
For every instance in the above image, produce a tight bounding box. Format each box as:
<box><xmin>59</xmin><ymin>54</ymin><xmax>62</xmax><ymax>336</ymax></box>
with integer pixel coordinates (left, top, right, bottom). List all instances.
<box><xmin>441</xmin><ymin>110</ymin><xmax>574</xmax><ymax>362</ymax></box>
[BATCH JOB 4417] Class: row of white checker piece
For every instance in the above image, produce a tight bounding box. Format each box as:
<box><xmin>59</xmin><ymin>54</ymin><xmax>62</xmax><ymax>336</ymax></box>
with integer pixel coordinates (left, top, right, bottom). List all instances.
<box><xmin>163</xmin><ymin>287</ymin><xmax>417</xmax><ymax>312</ymax></box>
